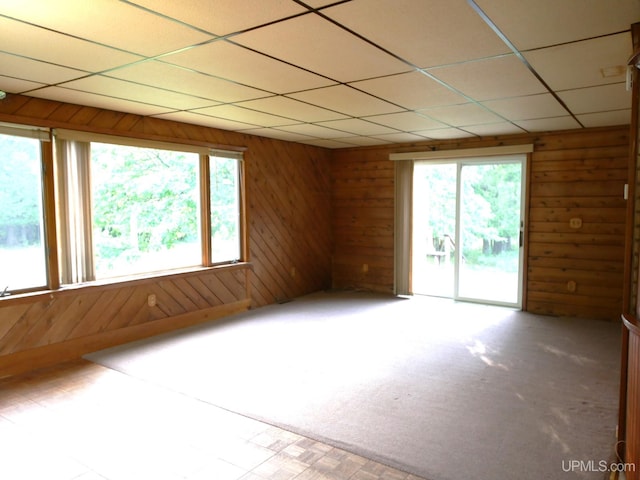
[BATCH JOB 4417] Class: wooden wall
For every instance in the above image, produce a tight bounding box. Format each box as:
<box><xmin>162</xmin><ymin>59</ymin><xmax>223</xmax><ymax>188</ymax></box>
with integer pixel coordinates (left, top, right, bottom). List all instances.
<box><xmin>0</xmin><ymin>94</ymin><xmax>332</xmax><ymax>377</ymax></box>
<box><xmin>331</xmin><ymin>126</ymin><xmax>630</xmax><ymax>321</ymax></box>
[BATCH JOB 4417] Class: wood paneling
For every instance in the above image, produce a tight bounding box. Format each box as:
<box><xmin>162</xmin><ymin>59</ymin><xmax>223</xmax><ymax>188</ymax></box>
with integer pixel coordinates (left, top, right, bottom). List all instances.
<box><xmin>331</xmin><ymin>127</ymin><xmax>629</xmax><ymax>320</ymax></box>
<box><xmin>0</xmin><ymin>94</ymin><xmax>333</xmax><ymax>375</ymax></box>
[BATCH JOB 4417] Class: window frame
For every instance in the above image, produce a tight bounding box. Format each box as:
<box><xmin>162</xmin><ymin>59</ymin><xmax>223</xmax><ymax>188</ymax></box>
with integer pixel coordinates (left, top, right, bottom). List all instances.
<box><xmin>1</xmin><ymin>125</ymin><xmax>247</xmax><ymax>296</ymax></box>
<box><xmin>0</xmin><ymin>123</ymin><xmax>57</xmax><ymax>295</ymax></box>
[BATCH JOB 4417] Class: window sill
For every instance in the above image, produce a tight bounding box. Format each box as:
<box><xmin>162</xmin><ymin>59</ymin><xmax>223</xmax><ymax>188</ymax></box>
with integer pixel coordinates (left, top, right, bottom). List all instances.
<box><xmin>0</xmin><ymin>262</ymin><xmax>253</xmax><ymax>306</ymax></box>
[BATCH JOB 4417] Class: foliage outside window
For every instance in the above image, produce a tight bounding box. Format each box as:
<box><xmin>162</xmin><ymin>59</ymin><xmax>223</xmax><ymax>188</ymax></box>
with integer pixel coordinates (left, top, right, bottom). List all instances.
<box><xmin>210</xmin><ymin>154</ymin><xmax>241</xmax><ymax>263</ymax></box>
<box><xmin>0</xmin><ymin>130</ymin><xmax>47</xmax><ymax>292</ymax></box>
<box><xmin>90</xmin><ymin>143</ymin><xmax>201</xmax><ymax>279</ymax></box>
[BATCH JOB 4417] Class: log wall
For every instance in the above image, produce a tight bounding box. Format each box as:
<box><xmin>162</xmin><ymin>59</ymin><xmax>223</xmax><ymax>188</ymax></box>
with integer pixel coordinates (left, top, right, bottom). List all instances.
<box><xmin>0</xmin><ymin>94</ymin><xmax>332</xmax><ymax>377</ymax></box>
<box><xmin>331</xmin><ymin>126</ymin><xmax>630</xmax><ymax>321</ymax></box>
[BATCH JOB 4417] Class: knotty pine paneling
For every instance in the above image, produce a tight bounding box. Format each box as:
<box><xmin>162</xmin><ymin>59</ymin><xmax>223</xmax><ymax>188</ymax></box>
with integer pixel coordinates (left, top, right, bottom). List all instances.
<box><xmin>331</xmin><ymin>126</ymin><xmax>630</xmax><ymax>320</ymax></box>
<box><xmin>0</xmin><ymin>94</ymin><xmax>332</xmax><ymax>376</ymax></box>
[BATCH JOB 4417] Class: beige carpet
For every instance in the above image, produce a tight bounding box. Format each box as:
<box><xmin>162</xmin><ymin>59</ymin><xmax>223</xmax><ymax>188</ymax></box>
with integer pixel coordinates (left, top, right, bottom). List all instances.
<box><xmin>86</xmin><ymin>291</ymin><xmax>621</xmax><ymax>480</ymax></box>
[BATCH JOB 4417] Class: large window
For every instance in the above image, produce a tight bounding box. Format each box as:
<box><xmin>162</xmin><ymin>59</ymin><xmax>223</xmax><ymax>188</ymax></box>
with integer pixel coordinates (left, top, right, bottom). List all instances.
<box><xmin>55</xmin><ymin>131</ymin><xmax>244</xmax><ymax>285</ymax></box>
<box><xmin>90</xmin><ymin>143</ymin><xmax>201</xmax><ymax>279</ymax></box>
<box><xmin>0</xmin><ymin>126</ymin><xmax>48</xmax><ymax>292</ymax></box>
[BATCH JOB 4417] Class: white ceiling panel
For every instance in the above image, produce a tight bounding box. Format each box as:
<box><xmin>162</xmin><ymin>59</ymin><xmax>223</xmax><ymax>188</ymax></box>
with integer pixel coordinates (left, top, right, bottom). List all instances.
<box><xmin>27</xmin><ymin>87</ymin><xmax>174</xmax><ymax>116</ymax></box>
<box><xmin>0</xmin><ymin>77</ymin><xmax>44</xmax><ymax>95</ymax></box>
<box><xmin>371</xmin><ymin>132</ymin><xmax>431</xmax><ymax>144</ymax></box>
<box><xmin>419</xmin><ymin>103</ymin><xmax>504</xmax><ymax>127</ymax></box>
<box><xmin>0</xmin><ymin>17</ymin><xmax>142</xmax><ymax>72</ymax></box>
<box><xmin>241</xmin><ymin>128</ymin><xmax>317</xmax><ymax>143</ymax></box>
<box><xmin>0</xmin><ymin>0</ymin><xmax>213</xmax><ymax>57</ymax></box>
<box><xmin>413</xmin><ymin>128</ymin><xmax>476</xmax><ymax>140</ymax></box>
<box><xmin>0</xmin><ymin>53</ymin><xmax>86</xmax><ymax>86</ymax></box>
<box><xmin>350</xmin><ymin>72</ymin><xmax>468</xmax><ymax>110</ymax></box>
<box><xmin>514</xmin><ymin>116</ymin><xmax>582</xmax><ymax>132</ymax></box>
<box><xmin>316</xmin><ymin>118</ymin><xmax>398</xmax><ymax>136</ymax></box>
<box><xmin>524</xmin><ymin>33</ymin><xmax>633</xmax><ymax>91</ymax></box>
<box><xmin>236</xmin><ymin>96</ymin><xmax>347</xmax><ymax>123</ymax></box>
<box><xmin>0</xmin><ymin>1</ymin><xmax>637</xmax><ymax>148</ymax></box>
<box><xmin>558</xmin><ymin>83</ymin><xmax>631</xmax><ymax>115</ymax></box>
<box><xmin>128</xmin><ymin>0</ymin><xmax>306</xmax><ymax>35</ymax></box>
<box><xmin>481</xmin><ymin>93</ymin><xmax>569</xmax><ymax>121</ymax></box>
<box><xmin>191</xmin><ymin>105</ymin><xmax>293</xmax><ymax>127</ymax></box>
<box><xmin>474</xmin><ymin>0</ymin><xmax>640</xmax><ymax>50</ymax></box>
<box><xmin>288</xmin><ymin>85</ymin><xmax>403</xmax><ymax>117</ymax></box>
<box><xmin>61</xmin><ymin>76</ymin><xmax>218</xmax><ymax>110</ymax></box>
<box><xmin>577</xmin><ymin>110</ymin><xmax>632</xmax><ymax>128</ymax></box>
<box><xmin>106</xmin><ymin>61</ymin><xmax>268</xmax><ymax>103</ymax></box>
<box><xmin>464</xmin><ymin>122</ymin><xmax>526</xmax><ymax>136</ymax></box>
<box><xmin>324</xmin><ymin>0</ymin><xmax>510</xmax><ymax>68</ymax></box>
<box><xmin>162</xmin><ymin>41</ymin><xmax>334</xmax><ymax>94</ymax></box>
<box><xmin>429</xmin><ymin>55</ymin><xmax>547</xmax><ymax>101</ymax></box>
<box><xmin>231</xmin><ymin>13</ymin><xmax>410</xmax><ymax>82</ymax></box>
<box><xmin>332</xmin><ymin>136</ymin><xmax>389</xmax><ymax>147</ymax></box>
<box><xmin>154</xmin><ymin>111</ymin><xmax>257</xmax><ymax>131</ymax></box>
<box><xmin>364</xmin><ymin>112</ymin><xmax>447</xmax><ymax>131</ymax></box>
<box><xmin>276</xmin><ymin>123</ymin><xmax>352</xmax><ymax>139</ymax></box>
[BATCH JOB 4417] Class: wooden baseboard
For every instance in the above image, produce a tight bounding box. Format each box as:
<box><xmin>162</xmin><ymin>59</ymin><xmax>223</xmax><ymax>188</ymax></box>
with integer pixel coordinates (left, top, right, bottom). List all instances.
<box><xmin>0</xmin><ymin>299</ymin><xmax>251</xmax><ymax>379</ymax></box>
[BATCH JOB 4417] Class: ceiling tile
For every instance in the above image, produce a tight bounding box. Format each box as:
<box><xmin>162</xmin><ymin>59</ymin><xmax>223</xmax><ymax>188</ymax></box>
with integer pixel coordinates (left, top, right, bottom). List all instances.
<box><xmin>154</xmin><ymin>111</ymin><xmax>257</xmax><ymax>131</ymax></box>
<box><xmin>0</xmin><ymin>17</ymin><xmax>142</xmax><ymax>72</ymax></box>
<box><xmin>419</xmin><ymin>103</ymin><xmax>504</xmax><ymax>127</ymax></box>
<box><xmin>332</xmin><ymin>136</ymin><xmax>389</xmax><ymax>147</ymax></box>
<box><xmin>0</xmin><ymin>0</ymin><xmax>213</xmax><ymax>56</ymax></box>
<box><xmin>577</xmin><ymin>110</ymin><xmax>632</xmax><ymax>128</ymax></box>
<box><xmin>0</xmin><ymin>77</ymin><xmax>44</xmax><ymax>95</ymax></box>
<box><xmin>162</xmin><ymin>41</ymin><xmax>334</xmax><ymax>94</ymax></box>
<box><xmin>128</xmin><ymin>0</ymin><xmax>306</xmax><ymax>35</ymax></box>
<box><xmin>191</xmin><ymin>105</ymin><xmax>293</xmax><ymax>127</ymax></box>
<box><xmin>27</xmin><ymin>87</ymin><xmax>173</xmax><ymax>116</ymax></box>
<box><xmin>481</xmin><ymin>93</ymin><xmax>569</xmax><ymax>121</ymax></box>
<box><xmin>515</xmin><ymin>116</ymin><xmax>582</xmax><ymax>132</ymax></box>
<box><xmin>299</xmin><ymin>138</ymin><xmax>356</xmax><ymax>149</ymax></box>
<box><xmin>524</xmin><ymin>33</ymin><xmax>633</xmax><ymax>91</ymax></box>
<box><xmin>350</xmin><ymin>71</ymin><xmax>468</xmax><ymax>110</ymax></box>
<box><xmin>463</xmin><ymin>122</ymin><xmax>526</xmax><ymax>136</ymax></box>
<box><xmin>323</xmin><ymin>0</ymin><xmax>510</xmax><ymax>68</ymax></box>
<box><xmin>0</xmin><ymin>52</ymin><xmax>86</xmax><ymax>86</ymax></box>
<box><xmin>107</xmin><ymin>61</ymin><xmax>268</xmax><ymax>103</ymax></box>
<box><xmin>276</xmin><ymin>124</ymin><xmax>350</xmax><ymax>139</ymax></box>
<box><xmin>61</xmin><ymin>76</ymin><xmax>218</xmax><ymax>110</ymax></box>
<box><xmin>428</xmin><ymin>55</ymin><xmax>547</xmax><ymax>101</ymax></box>
<box><xmin>288</xmin><ymin>85</ymin><xmax>403</xmax><ymax>117</ymax></box>
<box><xmin>558</xmin><ymin>83</ymin><xmax>631</xmax><ymax>114</ymax></box>
<box><xmin>371</xmin><ymin>132</ymin><xmax>431</xmax><ymax>144</ymax></box>
<box><xmin>316</xmin><ymin>118</ymin><xmax>398</xmax><ymax>136</ymax></box>
<box><xmin>474</xmin><ymin>0</ymin><xmax>640</xmax><ymax>50</ymax></box>
<box><xmin>364</xmin><ymin>112</ymin><xmax>446</xmax><ymax>131</ymax></box>
<box><xmin>412</xmin><ymin>128</ymin><xmax>476</xmax><ymax>140</ymax></box>
<box><xmin>235</xmin><ymin>96</ymin><xmax>347</xmax><ymax>123</ymax></box>
<box><xmin>241</xmin><ymin>128</ymin><xmax>317</xmax><ymax>143</ymax></box>
<box><xmin>231</xmin><ymin>13</ymin><xmax>410</xmax><ymax>82</ymax></box>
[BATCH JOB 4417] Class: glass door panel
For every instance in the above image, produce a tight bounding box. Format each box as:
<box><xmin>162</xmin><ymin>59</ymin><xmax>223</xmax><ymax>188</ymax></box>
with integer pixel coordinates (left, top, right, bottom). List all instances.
<box><xmin>412</xmin><ymin>163</ymin><xmax>457</xmax><ymax>298</ymax></box>
<box><xmin>457</xmin><ymin>161</ymin><xmax>523</xmax><ymax>305</ymax></box>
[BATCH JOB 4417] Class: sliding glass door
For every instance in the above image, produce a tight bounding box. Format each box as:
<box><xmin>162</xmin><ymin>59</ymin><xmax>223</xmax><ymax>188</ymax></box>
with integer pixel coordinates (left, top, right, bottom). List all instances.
<box><xmin>412</xmin><ymin>156</ymin><xmax>526</xmax><ymax>307</ymax></box>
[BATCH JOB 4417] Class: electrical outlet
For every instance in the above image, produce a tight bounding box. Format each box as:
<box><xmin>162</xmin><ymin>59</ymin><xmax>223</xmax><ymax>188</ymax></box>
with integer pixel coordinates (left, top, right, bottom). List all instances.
<box><xmin>569</xmin><ymin>218</ymin><xmax>582</xmax><ymax>229</ymax></box>
<box><xmin>362</xmin><ymin>264</ymin><xmax>369</xmax><ymax>273</ymax></box>
<box><xmin>147</xmin><ymin>294</ymin><xmax>156</xmax><ymax>307</ymax></box>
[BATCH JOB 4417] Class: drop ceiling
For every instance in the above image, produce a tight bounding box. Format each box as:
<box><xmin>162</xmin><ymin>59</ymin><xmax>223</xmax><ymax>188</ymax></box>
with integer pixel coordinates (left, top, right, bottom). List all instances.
<box><xmin>0</xmin><ymin>0</ymin><xmax>638</xmax><ymax>148</ymax></box>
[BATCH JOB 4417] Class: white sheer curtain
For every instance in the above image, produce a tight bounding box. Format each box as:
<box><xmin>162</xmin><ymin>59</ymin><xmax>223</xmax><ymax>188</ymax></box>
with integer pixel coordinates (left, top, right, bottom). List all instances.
<box><xmin>394</xmin><ymin>160</ymin><xmax>413</xmax><ymax>296</ymax></box>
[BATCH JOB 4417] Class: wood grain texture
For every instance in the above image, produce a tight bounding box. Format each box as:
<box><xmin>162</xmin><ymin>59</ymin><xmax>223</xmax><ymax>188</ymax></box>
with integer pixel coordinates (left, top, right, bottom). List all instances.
<box><xmin>331</xmin><ymin>127</ymin><xmax>629</xmax><ymax>320</ymax></box>
<box><xmin>0</xmin><ymin>94</ymin><xmax>333</xmax><ymax>373</ymax></box>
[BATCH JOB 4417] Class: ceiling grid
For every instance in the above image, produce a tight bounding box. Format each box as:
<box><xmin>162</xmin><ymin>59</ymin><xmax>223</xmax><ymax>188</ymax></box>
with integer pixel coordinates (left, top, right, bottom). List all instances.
<box><xmin>0</xmin><ymin>0</ymin><xmax>637</xmax><ymax>148</ymax></box>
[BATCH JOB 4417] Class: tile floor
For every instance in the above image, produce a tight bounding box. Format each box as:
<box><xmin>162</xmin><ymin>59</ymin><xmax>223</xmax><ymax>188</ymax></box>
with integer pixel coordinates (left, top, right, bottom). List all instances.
<box><xmin>0</xmin><ymin>360</ymin><xmax>427</xmax><ymax>480</ymax></box>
